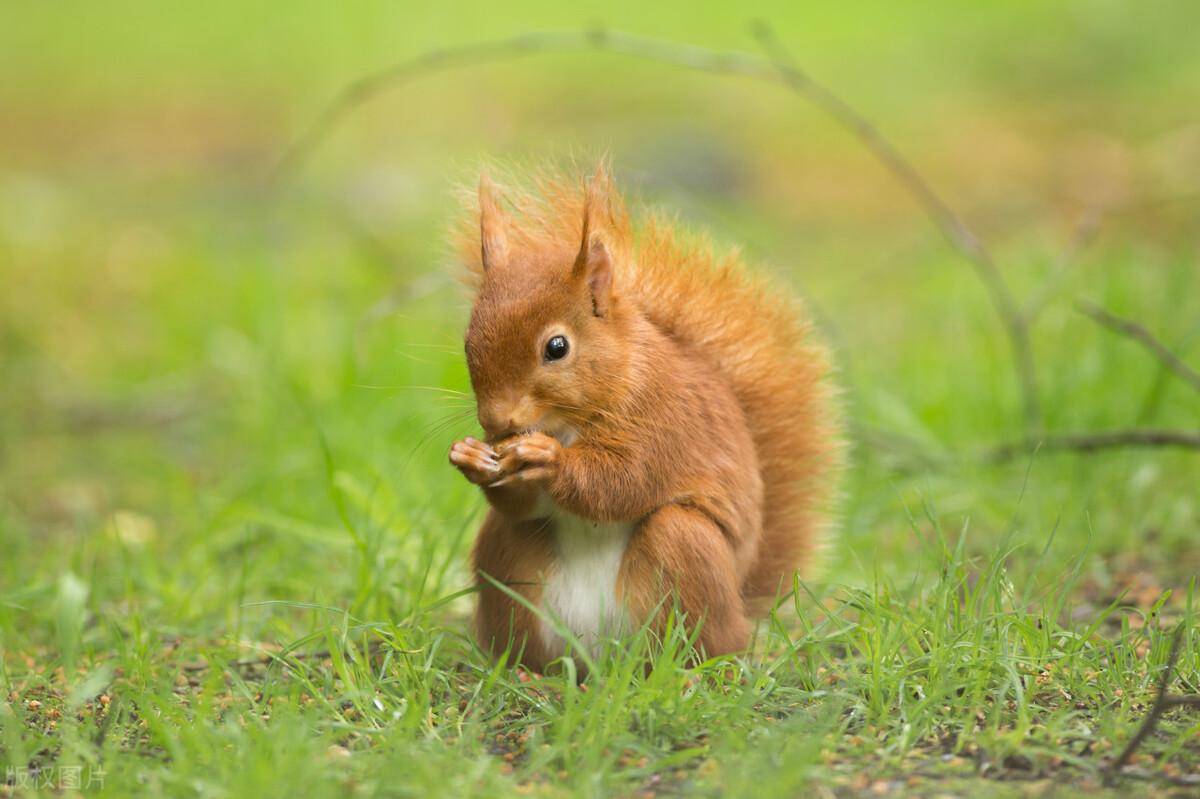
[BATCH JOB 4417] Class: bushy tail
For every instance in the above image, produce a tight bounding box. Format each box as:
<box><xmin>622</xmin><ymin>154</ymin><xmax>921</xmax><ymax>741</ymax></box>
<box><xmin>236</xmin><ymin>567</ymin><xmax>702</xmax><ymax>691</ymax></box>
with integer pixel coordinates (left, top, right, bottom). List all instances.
<box><xmin>623</xmin><ymin>215</ymin><xmax>843</xmax><ymax>598</ymax></box>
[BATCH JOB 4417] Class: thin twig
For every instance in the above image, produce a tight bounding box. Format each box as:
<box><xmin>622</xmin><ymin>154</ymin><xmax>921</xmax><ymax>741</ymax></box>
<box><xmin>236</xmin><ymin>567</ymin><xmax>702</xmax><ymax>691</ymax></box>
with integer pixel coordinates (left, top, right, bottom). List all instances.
<box><xmin>992</xmin><ymin>429</ymin><xmax>1200</xmax><ymax>461</ymax></box>
<box><xmin>1024</xmin><ymin>190</ymin><xmax>1200</xmax><ymax>324</ymax></box>
<box><xmin>749</xmin><ymin>22</ymin><xmax>1040</xmax><ymax>432</ymax></box>
<box><xmin>272</xmin><ymin>29</ymin><xmax>778</xmax><ymax>182</ymax></box>
<box><xmin>1021</xmin><ymin>207</ymin><xmax>1104</xmax><ymax>324</ymax></box>
<box><xmin>1106</xmin><ymin>626</ymin><xmax>1190</xmax><ymax>784</ymax></box>
<box><xmin>272</xmin><ymin>25</ymin><xmax>1042</xmax><ymax>432</ymax></box>
<box><xmin>1077</xmin><ymin>301</ymin><xmax>1200</xmax><ymax>394</ymax></box>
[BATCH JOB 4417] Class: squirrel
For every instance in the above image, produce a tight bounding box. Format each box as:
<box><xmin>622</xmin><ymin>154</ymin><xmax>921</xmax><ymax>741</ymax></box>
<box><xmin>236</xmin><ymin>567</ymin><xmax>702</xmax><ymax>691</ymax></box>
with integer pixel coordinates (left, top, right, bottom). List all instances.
<box><xmin>448</xmin><ymin>163</ymin><xmax>841</xmax><ymax>671</ymax></box>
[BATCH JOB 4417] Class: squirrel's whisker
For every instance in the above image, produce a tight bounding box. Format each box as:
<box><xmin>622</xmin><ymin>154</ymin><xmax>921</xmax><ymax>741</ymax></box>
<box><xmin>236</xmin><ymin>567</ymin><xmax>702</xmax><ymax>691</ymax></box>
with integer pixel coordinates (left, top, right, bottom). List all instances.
<box><xmin>354</xmin><ymin>383</ymin><xmax>472</xmax><ymax>398</ymax></box>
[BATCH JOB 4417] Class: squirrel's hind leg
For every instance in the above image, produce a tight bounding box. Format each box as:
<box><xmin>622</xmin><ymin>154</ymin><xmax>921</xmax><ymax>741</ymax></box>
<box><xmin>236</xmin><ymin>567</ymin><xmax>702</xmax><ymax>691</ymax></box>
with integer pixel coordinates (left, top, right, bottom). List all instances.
<box><xmin>617</xmin><ymin>505</ymin><xmax>751</xmax><ymax>659</ymax></box>
<box><xmin>473</xmin><ymin>512</ymin><xmax>557</xmax><ymax>672</ymax></box>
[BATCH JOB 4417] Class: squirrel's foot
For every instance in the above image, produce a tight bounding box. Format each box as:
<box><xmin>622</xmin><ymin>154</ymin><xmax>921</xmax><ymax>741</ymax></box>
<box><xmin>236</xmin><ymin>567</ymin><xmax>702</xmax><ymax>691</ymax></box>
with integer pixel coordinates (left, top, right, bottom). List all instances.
<box><xmin>449</xmin><ymin>436</ymin><xmax>502</xmax><ymax>485</ymax></box>
<box><xmin>490</xmin><ymin>432</ymin><xmax>561</xmax><ymax>487</ymax></box>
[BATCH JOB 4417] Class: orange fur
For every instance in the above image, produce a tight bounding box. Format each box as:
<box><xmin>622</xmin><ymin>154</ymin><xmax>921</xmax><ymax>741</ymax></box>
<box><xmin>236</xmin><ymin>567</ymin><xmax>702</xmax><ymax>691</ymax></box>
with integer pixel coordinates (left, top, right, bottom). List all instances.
<box><xmin>448</xmin><ymin>162</ymin><xmax>842</xmax><ymax>668</ymax></box>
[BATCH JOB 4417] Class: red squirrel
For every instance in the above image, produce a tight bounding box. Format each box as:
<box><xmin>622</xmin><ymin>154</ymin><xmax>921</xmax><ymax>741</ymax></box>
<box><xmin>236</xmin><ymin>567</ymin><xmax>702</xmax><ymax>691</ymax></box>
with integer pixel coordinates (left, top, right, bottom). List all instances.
<box><xmin>448</xmin><ymin>163</ymin><xmax>841</xmax><ymax>670</ymax></box>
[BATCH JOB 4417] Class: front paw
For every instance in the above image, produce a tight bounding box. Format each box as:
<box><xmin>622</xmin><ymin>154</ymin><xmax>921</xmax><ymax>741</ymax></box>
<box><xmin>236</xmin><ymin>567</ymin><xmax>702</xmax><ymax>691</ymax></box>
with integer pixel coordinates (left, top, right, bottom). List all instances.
<box><xmin>491</xmin><ymin>432</ymin><xmax>562</xmax><ymax>487</ymax></box>
<box><xmin>449</xmin><ymin>436</ymin><xmax>502</xmax><ymax>485</ymax></box>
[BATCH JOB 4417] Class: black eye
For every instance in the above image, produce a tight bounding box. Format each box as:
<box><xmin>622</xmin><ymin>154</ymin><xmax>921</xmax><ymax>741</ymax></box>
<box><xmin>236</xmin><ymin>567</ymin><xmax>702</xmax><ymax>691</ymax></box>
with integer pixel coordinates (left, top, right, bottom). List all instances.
<box><xmin>544</xmin><ymin>335</ymin><xmax>569</xmax><ymax>362</ymax></box>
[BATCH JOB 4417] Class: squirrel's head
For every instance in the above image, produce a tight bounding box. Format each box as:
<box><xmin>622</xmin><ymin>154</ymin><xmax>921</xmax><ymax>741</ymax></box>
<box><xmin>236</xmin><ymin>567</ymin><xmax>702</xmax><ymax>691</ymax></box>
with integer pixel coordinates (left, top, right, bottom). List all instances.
<box><xmin>462</xmin><ymin>168</ymin><xmax>630</xmax><ymax>443</ymax></box>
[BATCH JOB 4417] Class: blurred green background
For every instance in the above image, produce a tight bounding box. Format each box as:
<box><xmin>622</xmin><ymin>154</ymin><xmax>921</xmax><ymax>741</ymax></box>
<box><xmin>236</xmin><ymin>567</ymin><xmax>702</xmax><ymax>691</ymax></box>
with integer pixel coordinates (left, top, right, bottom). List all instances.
<box><xmin>2</xmin><ymin>2</ymin><xmax>1200</xmax><ymax>795</ymax></box>
<box><xmin>3</xmin><ymin>0</ymin><xmax>1197</xmax><ymax>580</ymax></box>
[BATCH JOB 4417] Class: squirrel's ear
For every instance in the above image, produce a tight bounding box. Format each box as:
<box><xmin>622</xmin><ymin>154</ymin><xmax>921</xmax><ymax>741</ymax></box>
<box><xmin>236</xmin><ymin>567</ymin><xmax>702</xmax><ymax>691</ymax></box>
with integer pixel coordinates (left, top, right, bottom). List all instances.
<box><xmin>478</xmin><ymin>173</ymin><xmax>509</xmax><ymax>273</ymax></box>
<box><xmin>573</xmin><ymin>206</ymin><xmax>613</xmax><ymax>318</ymax></box>
<box><xmin>573</xmin><ymin>235</ymin><xmax>609</xmax><ymax>316</ymax></box>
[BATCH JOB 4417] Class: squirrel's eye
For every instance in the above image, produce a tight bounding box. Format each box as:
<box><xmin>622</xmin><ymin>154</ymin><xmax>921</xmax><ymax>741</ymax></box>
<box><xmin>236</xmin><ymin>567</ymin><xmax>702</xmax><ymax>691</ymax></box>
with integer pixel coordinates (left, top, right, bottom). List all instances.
<box><xmin>544</xmin><ymin>335</ymin><xmax>570</xmax><ymax>362</ymax></box>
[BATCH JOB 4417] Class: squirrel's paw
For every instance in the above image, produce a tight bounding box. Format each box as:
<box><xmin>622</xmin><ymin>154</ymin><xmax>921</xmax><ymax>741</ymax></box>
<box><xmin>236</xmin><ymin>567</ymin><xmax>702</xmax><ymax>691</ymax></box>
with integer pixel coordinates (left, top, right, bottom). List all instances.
<box><xmin>491</xmin><ymin>432</ymin><xmax>561</xmax><ymax>487</ymax></box>
<box><xmin>449</xmin><ymin>437</ymin><xmax>502</xmax><ymax>485</ymax></box>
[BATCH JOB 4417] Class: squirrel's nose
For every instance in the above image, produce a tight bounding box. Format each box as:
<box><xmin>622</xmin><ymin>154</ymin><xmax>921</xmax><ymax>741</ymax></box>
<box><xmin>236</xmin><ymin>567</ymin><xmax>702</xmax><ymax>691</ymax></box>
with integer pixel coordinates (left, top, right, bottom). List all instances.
<box><xmin>478</xmin><ymin>404</ymin><xmax>517</xmax><ymax>439</ymax></box>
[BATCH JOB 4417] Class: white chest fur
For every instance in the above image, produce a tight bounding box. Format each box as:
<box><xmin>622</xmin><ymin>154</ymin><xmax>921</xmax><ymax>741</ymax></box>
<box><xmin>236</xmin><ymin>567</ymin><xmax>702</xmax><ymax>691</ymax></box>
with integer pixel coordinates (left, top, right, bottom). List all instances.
<box><xmin>539</xmin><ymin>509</ymin><xmax>634</xmax><ymax>657</ymax></box>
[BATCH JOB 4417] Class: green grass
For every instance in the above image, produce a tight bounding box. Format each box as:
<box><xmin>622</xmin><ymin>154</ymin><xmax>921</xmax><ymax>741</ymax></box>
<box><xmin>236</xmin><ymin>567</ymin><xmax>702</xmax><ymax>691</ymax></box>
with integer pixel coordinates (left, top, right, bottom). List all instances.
<box><xmin>3</xmin><ymin>2</ymin><xmax>1200</xmax><ymax>796</ymax></box>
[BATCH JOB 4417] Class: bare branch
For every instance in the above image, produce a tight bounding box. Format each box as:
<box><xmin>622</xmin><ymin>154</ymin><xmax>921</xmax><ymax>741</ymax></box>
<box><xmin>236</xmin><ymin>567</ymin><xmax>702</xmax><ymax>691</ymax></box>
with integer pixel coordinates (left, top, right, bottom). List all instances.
<box><xmin>272</xmin><ymin>26</ymin><xmax>1044</xmax><ymax>432</ymax></box>
<box><xmin>749</xmin><ymin>22</ymin><xmax>1039</xmax><ymax>432</ymax></box>
<box><xmin>1021</xmin><ymin>207</ymin><xmax>1104</xmax><ymax>324</ymax></box>
<box><xmin>1025</xmin><ymin>190</ymin><xmax>1200</xmax><ymax>324</ymax></box>
<box><xmin>1106</xmin><ymin>626</ymin><xmax>1189</xmax><ymax>784</ymax></box>
<box><xmin>272</xmin><ymin>29</ymin><xmax>779</xmax><ymax>182</ymax></box>
<box><xmin>992</xmin><ymin>429</ymin><xmax>1200</xmax><ymax>461</ymax></box>
<box><xmin>1077</xmin><ymin>302</ymin><xmax>1200</xmax><ymax>395</ymax></box>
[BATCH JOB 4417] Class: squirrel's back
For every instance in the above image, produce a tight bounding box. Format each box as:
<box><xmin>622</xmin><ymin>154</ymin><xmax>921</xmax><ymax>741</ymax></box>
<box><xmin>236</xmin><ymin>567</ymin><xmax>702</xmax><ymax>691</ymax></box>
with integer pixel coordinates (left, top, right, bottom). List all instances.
<box><xmin>453</xmin><ymin>164</ymin><xmax>843</xmax><ymax>598</ymax></box>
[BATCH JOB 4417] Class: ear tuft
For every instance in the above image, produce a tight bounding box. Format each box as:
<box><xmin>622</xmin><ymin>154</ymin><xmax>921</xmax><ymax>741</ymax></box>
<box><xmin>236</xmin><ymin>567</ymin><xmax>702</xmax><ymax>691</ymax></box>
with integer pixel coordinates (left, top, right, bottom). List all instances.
<box><xmin>573</xmin><ymin>172</ymin><xmax>614</xmax><ymax>317</ymax></box>
<box><xmin>478</xmin><ymin>173</ymin><xmax>509</xmax><ymax>272</ymax></box>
